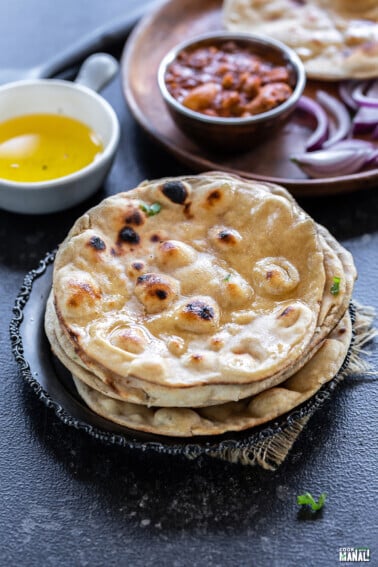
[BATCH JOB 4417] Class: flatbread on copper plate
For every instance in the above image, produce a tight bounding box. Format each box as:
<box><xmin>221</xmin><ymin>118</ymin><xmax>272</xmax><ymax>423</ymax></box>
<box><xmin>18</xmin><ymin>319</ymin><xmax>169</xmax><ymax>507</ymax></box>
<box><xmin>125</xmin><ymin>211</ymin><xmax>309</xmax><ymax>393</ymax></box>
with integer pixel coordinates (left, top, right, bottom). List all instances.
<box><xmin>50</xmin><ymin>174</ymin><xmax>327</xmax><ymax>397</ymax></box>
<box><xmin>223</xmin><ymin>0</ymin><xmax>378</xmax><ymax>80</ymax></box>
<box><xmin>71</xmin><ymin>312</ymin><xmax>352</xmax><ymax>437</ymax></box>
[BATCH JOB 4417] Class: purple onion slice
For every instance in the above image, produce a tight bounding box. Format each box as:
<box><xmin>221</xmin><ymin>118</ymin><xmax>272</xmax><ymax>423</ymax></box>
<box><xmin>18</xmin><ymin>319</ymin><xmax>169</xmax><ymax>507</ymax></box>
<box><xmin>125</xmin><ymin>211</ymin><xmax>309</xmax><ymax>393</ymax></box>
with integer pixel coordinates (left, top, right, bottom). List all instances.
<box><xmin>352</xmin><ymin>105</ymin><xmax>378</xmax><ymax>134</ymax></box>
<box><xmin>296</xmin><ymin>96</ymin><xmax>329</xmax><ymax>151</ymax></box>
<box><xmin>339</xmin><ymin>80</ymin><xmax>359</xmax><ymax>112</ymax></box>
<box><xmin>316</xmin><ymin>91</ymin><xmax>351</xmax><ymax>149</ymax></box>
<box><xmin>352</xmin><ymin>80</ymin><xmax>378</xmax><ymax>108</ymax></box>
<box><xmin>291</xmin><ymin>147</ymin><xmax>377</xmax><ymax>178</ymax></box>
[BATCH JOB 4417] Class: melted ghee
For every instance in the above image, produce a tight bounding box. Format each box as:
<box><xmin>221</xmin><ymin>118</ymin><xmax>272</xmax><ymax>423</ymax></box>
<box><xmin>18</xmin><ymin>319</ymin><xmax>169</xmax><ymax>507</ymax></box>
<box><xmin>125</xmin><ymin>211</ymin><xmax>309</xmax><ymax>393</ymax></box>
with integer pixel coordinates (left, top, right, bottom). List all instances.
<box><xmin>0</xmin><ymin>113</ymin><xmax>103</xmax><ymax>182</ymax></box>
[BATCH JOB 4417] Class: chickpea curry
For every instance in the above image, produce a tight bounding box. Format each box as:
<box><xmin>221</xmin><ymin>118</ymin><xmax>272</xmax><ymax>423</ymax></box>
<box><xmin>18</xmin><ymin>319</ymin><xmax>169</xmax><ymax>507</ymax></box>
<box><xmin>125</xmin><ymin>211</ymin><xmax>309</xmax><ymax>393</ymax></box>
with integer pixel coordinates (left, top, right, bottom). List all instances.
<box><xmin>165</xmin><ymin>41</ymin><xmax>294</xmax><ymax>119</ymax></box>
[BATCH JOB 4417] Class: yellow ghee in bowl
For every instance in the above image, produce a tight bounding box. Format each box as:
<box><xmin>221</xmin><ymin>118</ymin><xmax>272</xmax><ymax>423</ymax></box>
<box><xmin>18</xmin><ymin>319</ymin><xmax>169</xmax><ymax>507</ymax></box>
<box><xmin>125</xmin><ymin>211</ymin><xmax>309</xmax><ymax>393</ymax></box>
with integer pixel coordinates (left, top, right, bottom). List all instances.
<box><xmin>0</xmin><ymin>113</ymin><xmax>103</xmax><ymax>183</ymax></box>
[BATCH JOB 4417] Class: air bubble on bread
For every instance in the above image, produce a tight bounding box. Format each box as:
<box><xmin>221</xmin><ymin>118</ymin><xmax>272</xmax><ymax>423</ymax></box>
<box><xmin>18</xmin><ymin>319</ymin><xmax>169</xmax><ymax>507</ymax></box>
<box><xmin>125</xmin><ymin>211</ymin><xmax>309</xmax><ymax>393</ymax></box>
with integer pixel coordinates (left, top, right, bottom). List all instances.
<box><xmin>167</xmin><ymin>336</ymin><xmax>186</xmax><ymax>356</ymax></box>
<box><xmin>208</xmin><ymin>332</ymin><xmax>228</xmax><ymax>351</ymax></box>
<box><xmin>221</xmin><ymin>276</ymin><xmax>254</xmax><ymax>308</ymax></box>
<box><xmin>126</xmin><ymin>260</ymin><xmax>146</xmax><ymax>279</ymax></box>
<box><xmin>231</xmin><ymin>336</ymin><xmax>266</xmax><ymax>362</ymax></box>
<box><xmin>275</xmin><ymin>301</ymin><xmax>313</xmax><ymax>331</ymax></box>
<box><xmin>109</xmin><ymin>327</ymin><xmax>148</xmax><ymax>354</ymax></box>
<box><xmin>220</xmin><ymin>352</ymin><xmax>258</xmax><ymax>374</ymax></box>
<box><xmin>129</xmin><ymin>355</ymin><xmax>167</xmax><ymax>381</ymax></box>
<box><xmin>182</xmin><ymin>351</ymin><xmax>218</xmax><ymax>371</ymax></box>
<box><xmin>134</xmin><ymin>272</ymin><xmax>180</xmax><ymax>313</ymax></box>
<box><xmin>200</xmin><ymin>182</ymin><xmax>233</xmax><ymax>214</ymax></box>
<box><xmin>156</xmin><ymin>240</ymin><xmax>196</xmax><ymax>269</ymax></box>
<box><xmin>208</xmin><ymin>226</ymin><xmax>242</xmax><ymax>249</ymax></box>
<box><xmin>252</xmin><ymin>256</ymin><xmax>300</xmax><ymax>296</ymax></box>
<box><xmin>174</xmin><ymin>296</ymin><xmax>220</xmax><ymax>333</ymax></box>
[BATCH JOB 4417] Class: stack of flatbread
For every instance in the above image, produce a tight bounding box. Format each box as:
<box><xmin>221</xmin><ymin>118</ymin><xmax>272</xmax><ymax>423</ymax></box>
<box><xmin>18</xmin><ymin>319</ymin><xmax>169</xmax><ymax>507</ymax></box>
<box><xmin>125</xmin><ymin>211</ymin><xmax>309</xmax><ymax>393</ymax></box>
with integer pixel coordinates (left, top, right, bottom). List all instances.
<box><xmin>223</xmin><ymin>0</ymin><xmax>378</xmax><ymax>80</ymax></box>
<box><xmin>45</xmin><ymin>173</ymin><xmax>356</xmax><ymax>437</ymax></box>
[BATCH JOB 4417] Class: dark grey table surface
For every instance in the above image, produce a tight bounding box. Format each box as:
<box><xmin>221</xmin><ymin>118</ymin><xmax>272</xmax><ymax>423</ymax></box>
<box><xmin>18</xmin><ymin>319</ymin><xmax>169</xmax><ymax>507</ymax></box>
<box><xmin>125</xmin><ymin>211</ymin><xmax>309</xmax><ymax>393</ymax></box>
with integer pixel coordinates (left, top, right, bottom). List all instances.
<box><xmin>0</xmin><ymin>2</ymin><xmax>377</xmax><ymax>566</ymax></box>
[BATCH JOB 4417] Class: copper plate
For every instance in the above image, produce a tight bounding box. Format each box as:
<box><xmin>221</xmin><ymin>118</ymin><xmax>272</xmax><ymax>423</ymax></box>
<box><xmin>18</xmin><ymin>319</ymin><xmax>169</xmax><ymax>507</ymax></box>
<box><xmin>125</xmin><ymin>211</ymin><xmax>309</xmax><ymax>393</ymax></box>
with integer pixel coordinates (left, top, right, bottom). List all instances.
<box><xmin>121</xmin><ymin>0</ymin><xmax>378</xmax><ymax>197</ymax></box>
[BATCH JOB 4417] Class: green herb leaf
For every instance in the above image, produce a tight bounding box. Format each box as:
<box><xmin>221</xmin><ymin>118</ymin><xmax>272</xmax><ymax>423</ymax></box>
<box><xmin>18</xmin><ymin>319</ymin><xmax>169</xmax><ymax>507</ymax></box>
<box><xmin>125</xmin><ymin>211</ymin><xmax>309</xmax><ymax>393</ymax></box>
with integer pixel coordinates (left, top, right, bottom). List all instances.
<box><xmin>330</xmin><ymin>276</ymin><xmax>341</xmax><ymax>295</ymax></box>
<box><xmin>140</xmin><ymin>202</ymin><xmax>162</xmax><ymax>216</ymax></box>
<box><xmin>223</xmin><ymin>274</ymin><xmax>232</xmax><ymax>282</ymax></box>
<box><xmin>297</xmin><ymin>492</ymin><xmax>327</xmax><ymax>511</ymax></box>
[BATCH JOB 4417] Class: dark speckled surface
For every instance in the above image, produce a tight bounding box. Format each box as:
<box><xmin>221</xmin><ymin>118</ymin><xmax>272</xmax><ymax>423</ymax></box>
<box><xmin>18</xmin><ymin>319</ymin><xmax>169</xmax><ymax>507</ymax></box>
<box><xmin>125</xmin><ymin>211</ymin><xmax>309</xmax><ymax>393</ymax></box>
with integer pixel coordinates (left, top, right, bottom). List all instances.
<box><xmin>0</xmin><ymin>2</ymin><xmax>377</xmax><ymax>566</ymax></box>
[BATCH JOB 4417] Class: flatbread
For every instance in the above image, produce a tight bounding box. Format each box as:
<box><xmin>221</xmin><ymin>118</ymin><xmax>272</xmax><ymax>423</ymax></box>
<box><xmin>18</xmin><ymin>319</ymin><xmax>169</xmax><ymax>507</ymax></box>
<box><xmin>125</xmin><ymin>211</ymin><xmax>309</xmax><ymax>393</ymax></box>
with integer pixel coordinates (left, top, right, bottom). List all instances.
<box><xmin>52</xmin><ymin>175</ymin><xmax>326</xmax><ymax>389</ymax></box>
<box><xmin>46</xmin><ymin>173</ymin><xmax>356</xmax><ymax>409</ymax></box>
<box><xmin>45</xmin><ymin>217</ymin><xmax>355</xmax><ymax>407</ymax></box>
<box><xmin>223</xmin><ymin>0</ymin><xmax>378</xmax><ymax>80</ymax></box>
<box><xmin>72</xmin><ymin>312</ymin><xmax>351</xmax><ymax>437</ymax></box>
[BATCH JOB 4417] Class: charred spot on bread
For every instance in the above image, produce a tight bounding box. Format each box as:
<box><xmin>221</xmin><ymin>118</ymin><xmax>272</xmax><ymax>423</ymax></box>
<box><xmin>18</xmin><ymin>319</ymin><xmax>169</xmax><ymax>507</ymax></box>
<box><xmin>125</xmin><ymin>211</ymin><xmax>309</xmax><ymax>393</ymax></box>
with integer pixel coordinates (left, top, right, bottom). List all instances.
<box><xmin>150</xmin><ymin>234</ymin><xmax>162</xmax><ymax>243</ymax></box>
<box><xmin>175</xmin><ymin>296</ymin><xmax>220</xmax><ymax>333</ymax></box>
<box><xmin>218</xmin><ymin>229</ymin><xmax>238</xmax><ymax>244</ymax></box>
<box><xmin>132</xmin><ymin>261</ymin><xmax>144</xmax><ymax>271</ymax></box>
<box><xmin>207</xmin><ymin>190</ymin><xmax>221</xmax><ymax>205</ymax></box>
<box><xmin>160</xmin><ymin>241</ymin><xmax>176</xmax><ymax>252</ymax></box>
<box><xmin>161</xmin><ymin>180</ymin><xmax>188</xmax><ymax>204</ymax></box>
<box><xmin>135</xmin><ymin>273</ymin><xmax>180</xmax><ymax>313</ymax></box>
<box><xmin>184</xmin><ymin>301</ymin><xmax>215</xmax><ymax>321</ymax></box>
<box><xmin>119</xmin><ymin>226</ymin><xmax>140</xmax><ymax>244</ymax></box>
<box><xmin>137</xmin><ymin>274</ymin><xmax>153</xmax><ymax>285</ymax></box>
<box><xmin>183</xmin><ymin>202</ymin><xmax>193</xmax><ymax>218</ymax></box>
<box><xmin>127</xmin><ymin>260</ymin><xmax>146</xmax><ymax>279</ymax></box>
<box><xmin>278</xmin><ymin>306</ymin><xmax>295</xmax><ymax>318</ymax></box>
<box><xmin>125</xmin><ymin>209</ymin><xmax>144</xmax><ymax>226</ymax></box>
<box><xmin>209</xmin><ymin>226</ymin><xmax>242</xmax><ymax>248</ymax></box>
<box><xmin>88</xmin><ymin>236</ymin><xmax>106</xmax><ymax>251</ymax></box>
<box><xmin>276</xmin><ymin>304</ymin><xmax>302</xmax><ymax>328</ymax></box>
<box><xmin>155</xmin><ymin>289</ymin><xmax>168</xmax><ymax>300</ymax></box>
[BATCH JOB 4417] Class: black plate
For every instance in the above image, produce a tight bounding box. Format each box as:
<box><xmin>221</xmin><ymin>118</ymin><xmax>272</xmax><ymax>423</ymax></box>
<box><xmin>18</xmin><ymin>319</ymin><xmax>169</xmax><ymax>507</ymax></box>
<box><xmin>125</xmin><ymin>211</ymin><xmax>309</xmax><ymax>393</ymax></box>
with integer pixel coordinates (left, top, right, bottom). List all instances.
<box><xmin>10</xmin><ymin>251</ymin><xmax>353</xmax><ymax>459</ymax></box>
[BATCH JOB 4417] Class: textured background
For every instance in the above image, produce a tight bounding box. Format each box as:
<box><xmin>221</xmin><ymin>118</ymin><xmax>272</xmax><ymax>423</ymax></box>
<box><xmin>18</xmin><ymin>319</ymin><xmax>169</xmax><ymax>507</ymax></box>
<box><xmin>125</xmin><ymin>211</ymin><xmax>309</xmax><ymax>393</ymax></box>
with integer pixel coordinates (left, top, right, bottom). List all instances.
<box><xmin>0</xmin><ymin>1</ymin><xmax>377</xmax><ymax>566</ymax></box>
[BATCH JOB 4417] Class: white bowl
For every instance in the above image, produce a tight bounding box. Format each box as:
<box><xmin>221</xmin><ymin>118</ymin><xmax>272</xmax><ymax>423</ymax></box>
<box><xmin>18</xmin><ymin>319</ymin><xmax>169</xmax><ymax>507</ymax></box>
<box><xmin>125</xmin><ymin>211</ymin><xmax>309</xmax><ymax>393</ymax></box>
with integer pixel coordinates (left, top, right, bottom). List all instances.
<box><xmin>0</xmin><ymin>79</ymin><xmax>120</xmax><ymax>214</ymax></box>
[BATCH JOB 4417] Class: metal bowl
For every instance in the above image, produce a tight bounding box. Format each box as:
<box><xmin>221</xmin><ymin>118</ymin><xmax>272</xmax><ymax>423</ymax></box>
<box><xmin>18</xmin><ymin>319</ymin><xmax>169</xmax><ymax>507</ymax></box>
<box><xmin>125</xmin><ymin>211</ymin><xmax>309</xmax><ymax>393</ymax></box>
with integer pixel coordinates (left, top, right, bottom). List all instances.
<box><xmin>158</xmin><ymin>32</ymin><xmax>306</xmax><ymax>153</ymax></box>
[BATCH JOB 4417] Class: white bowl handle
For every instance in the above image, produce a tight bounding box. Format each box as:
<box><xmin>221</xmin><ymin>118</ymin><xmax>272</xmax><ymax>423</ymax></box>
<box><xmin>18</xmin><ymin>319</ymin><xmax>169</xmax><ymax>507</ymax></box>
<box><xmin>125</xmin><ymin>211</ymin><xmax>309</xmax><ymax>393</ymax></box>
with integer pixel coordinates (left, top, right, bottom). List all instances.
<box><xmin>74</xmin><ymin>53</ymin><xmax>119</xmax><ymax>93</ymax></box>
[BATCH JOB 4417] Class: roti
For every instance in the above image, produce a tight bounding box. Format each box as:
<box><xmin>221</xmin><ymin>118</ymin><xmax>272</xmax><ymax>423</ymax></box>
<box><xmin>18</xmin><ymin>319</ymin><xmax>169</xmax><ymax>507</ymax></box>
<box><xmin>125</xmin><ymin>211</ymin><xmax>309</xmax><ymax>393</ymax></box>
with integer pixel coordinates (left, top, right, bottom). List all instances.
<box><xmin>45</xmin><ymin>217</ymin><xmax>355</xmax><ymax>407</ymax></box>
<box><xmin>71</xmin><ymin>312</ymin><xmax>352</xmax><ymax>437</ymax></box>
<box><xmin>45</xmin><ymin>172</ymin><xmax>356</xmax><ymax>437</ymax></box>
<box><xmin>223</xmin><ymin>0</ymin><xmax>378</xmax><ymax>80</ymax></box>
<box><xmin>52</xmin><ymin>174</ymin><xmax>326</xmax><ymax>391</ymax></box>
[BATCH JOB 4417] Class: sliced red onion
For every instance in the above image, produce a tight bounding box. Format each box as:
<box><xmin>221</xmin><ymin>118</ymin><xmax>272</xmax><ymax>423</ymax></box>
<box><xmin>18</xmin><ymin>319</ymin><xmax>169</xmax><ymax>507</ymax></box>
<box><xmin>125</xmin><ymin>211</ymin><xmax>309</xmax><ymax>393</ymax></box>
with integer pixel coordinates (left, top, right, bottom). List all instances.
<box><xmin>372</xmin><ymin>124</ymin><xmax>378</xmax><ymax>139</ymax></box>
<box><xmin>315</xmin><ymin>90</ymin><xmax>351</xmax><ymax>149</ymax></box>
<box><xmin>328</xmin><ymin>139</ymin><xmax>375</xmax><ymax>151</ymax></box>
<box><xmin>352</xmin><ymin>80</ymin><xmax>378</xmax><ymax>108</ymax></box>
<box><xmin>296</xmin><ymin>96</ymin><xmax>329</xmax><ymax>151</ymax></box>
<box><xmin>352</xmin><ymin>105</ymin><xmax>378</xmax><ymax>134</ymax></box>
<box><xmin>352</xmin><ymin>81</ymin><xmax>378</xmax><ymax>133</ymax></box>
<box><xmin>339</xmin><ymin>80</ymin><xmax>359</xmax><ymax>112</ymax></box>
<box><xmin>291</xmin><ymin>147</ymin><xmax>377</xmax><ymax>178</ymax></box>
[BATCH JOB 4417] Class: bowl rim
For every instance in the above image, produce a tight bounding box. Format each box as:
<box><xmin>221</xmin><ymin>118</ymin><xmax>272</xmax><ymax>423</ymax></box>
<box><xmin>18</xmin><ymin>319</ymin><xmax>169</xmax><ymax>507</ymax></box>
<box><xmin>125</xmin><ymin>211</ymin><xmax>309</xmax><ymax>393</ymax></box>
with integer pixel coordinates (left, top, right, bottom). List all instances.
<box><xmin>0</xmin><ymin>78</ymin><xmax>120</xmax><ymax>191</ymax></box>
<box><xmin>157</xmin><ymin>31</ymin><xmax>306</xmax><ymax>126</ymax></box>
